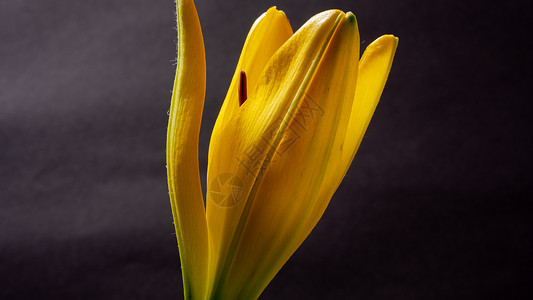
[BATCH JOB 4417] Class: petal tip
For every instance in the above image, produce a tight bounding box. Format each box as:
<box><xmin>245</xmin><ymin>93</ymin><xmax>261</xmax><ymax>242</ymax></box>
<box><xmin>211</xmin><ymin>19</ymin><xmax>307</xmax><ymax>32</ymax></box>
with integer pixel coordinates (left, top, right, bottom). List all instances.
<box><xmin>345</xmin><ymin>11</ymin><xmax>357</xmax><ymax>24</ymax></box>
<box><xmin>377</xmin><ymin>34</ymin><xmax>399</xmax><ymax>45</ymax></box>
<box><xmin>366</xmin><ymin>34</ymin><xmax>399</xmax><ymax>58</ymax></box>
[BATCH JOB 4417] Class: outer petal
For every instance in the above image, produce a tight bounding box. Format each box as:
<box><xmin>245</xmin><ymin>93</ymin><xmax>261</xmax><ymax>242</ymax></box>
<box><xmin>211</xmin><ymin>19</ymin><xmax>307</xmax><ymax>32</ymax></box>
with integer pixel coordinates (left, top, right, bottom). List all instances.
<box><xmin>298</xmin><ymin>34</ymin><xmax>399</xmax><ymax>242</ymax></box>
<box><xmin>209</xmin><ymin>7</ymin><xmax>293</xmax><ymax>165</ymax></box>
<box><xmin>341</xmin><ymin>34</ymin><xmax>398</xmax><ymax>173</ymax></box>
<box><xmin>166</xmin><ymin>0</ymin><xmax>208</xmax><ymax>298</ymax></box>
<box><xmin>206</xmin><ymin>10</ymin><xmax>344</xmax><ymax>298</ymax></box>
<box><xmin>301</xmin><ymin>35</ymin><xmax>398</xmax><ymax>247</ymax></box>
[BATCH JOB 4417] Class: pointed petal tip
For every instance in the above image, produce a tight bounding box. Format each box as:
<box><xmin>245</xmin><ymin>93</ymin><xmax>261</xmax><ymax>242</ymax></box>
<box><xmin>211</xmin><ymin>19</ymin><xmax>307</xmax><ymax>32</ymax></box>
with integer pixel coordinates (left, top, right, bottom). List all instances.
<box><xmin>266</xmin><ymin>6</ymin><xmax>278</xmax><ymax>13</ymax></box>
<box><xmin>266</xmin><ymin>6</ymin><xmax>283</xmax><ymax>15</ymax></box>
<box><xmin>313</xmin><ymin>9</ymin><xmax>344</xmax><ymax>21</ymax></box>
<box><xmin>277</xmin><ymin>9</ymin><xmax>288</xmax><ymax>19</ymax></box>
<box><xmin>364</xmin><ymin>34</ymin><xmax>399</xmax><ymax>61</ymax></box>
<box><xmin>345</xmin><ymin>11</ymin><xmax>357</xmax><ymax>24</ymax></box>
<box><xmin>264</xmin><ymin>6</ymin><xmax>291</xmax><ymax>27</ymax></box>
<box><xmin>374</xmin><ymin>34</ymin><xmax>399</xmax><ymax>46</ymax></box>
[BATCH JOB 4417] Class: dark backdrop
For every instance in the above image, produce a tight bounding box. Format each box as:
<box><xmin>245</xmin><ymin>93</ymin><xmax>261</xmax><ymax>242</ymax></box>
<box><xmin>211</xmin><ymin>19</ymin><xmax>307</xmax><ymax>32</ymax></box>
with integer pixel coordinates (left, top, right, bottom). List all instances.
<box><xmin>1</xmin><ymin>0</ymin><xmax>530</xmax><ymax>299</ymax></box>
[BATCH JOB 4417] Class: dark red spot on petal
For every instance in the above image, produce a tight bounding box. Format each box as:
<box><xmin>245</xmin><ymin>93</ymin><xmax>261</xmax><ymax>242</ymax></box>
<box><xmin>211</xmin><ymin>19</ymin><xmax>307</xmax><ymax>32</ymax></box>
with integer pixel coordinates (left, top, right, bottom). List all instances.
<box><xmin>238</xmin><ymin>70</ymin><xmax>247</xmax><ymax>106</ymax></box>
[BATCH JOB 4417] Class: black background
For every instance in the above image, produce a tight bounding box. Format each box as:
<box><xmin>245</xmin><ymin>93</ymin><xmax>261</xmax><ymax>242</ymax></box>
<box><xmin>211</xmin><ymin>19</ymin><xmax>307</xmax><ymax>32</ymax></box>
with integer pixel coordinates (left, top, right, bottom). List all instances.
<box><xmin>1</xmin><ymin>0</ymin><xmax>530</xmax><ymax>299</ymax></box>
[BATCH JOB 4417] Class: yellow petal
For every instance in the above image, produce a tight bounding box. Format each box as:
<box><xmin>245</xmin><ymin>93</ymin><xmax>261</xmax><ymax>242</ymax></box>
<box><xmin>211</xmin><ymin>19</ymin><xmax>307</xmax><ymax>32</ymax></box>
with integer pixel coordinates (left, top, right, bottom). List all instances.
<box><xmin>209</xmin><ymin>7</ymin><xmax>293</xmax><ymax>162</ymax></box>
<box><xmin>228</xmin><ymin>13</ymin><xmax>361</xmax><ymax>299</ymax></box>
<box><xmin>207</xmin><ymin>11</ymin><xmax>361</xmax><ymax>299</ymax></box>
<box><xmin>341</xmin><ymin>34</ymin><xmax>398</xmax><ymax>172</ymax></box>
<box><xmin>206</xmin><ymin>10</ymin><xmax>344</xmax><ymax>297</ymax></box>
<box><xmin>296</xmin><ymin>35</ymin><xmax>399</xmax><ymax>250</ymax></box>
<box><xmin>166</xmin><ymin>0</ymin><xmax>208</xmax><ymax>298</ymax></box>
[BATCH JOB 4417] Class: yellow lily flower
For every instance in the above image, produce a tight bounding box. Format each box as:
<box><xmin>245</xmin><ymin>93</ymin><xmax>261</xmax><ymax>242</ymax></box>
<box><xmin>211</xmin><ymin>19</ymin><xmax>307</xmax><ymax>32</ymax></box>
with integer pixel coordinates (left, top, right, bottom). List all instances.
<box><xmin>167</xmin><ymin>0</ymin><xmax>397</xmax><ymax>299</ymax></box>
